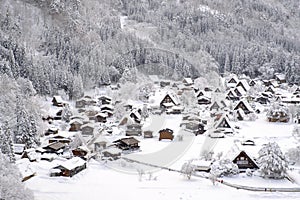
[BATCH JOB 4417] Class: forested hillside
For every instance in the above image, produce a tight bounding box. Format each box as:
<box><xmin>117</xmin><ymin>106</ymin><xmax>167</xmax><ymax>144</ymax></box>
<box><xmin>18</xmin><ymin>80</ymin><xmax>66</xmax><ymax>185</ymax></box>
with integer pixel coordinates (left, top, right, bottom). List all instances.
<box><xmin>0</xmin><ymin>0</ymin><xmax>299</xmax><ymax>101</ymax></box>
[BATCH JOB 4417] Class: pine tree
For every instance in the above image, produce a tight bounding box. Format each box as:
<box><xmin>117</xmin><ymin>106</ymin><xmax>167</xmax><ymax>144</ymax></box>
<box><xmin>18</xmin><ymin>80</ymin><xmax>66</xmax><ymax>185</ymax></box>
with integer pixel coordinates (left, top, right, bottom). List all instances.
<box><xmin>0</xmin><ymin>121</ymin><xmax>15</xmax><ymax>163</ymax></box>
<box><xmin>14</xmin><ymin>96</ymin><xmax>39</xmax><ymax>148</ymax></box>
<box><xmin>257</xmin><ymin>142</ymin><xmax>288</xmax><ymax>179</ymax></box>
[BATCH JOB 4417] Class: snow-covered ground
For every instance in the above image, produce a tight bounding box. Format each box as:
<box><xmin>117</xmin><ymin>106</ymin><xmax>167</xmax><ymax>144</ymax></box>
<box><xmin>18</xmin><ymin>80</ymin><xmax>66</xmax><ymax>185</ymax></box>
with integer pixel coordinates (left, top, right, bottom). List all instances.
<box><xmin>22</xmin><ymin>109</ymin><xmax>300</xmax><ymax>200</ymax></box>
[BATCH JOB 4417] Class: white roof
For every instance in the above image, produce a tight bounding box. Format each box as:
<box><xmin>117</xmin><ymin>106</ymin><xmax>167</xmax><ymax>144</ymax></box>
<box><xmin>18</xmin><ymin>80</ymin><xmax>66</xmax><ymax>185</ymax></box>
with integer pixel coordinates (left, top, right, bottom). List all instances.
<box><xmin>183</xmin><ymin>78</ymin><xmax>193</xmax><ymax>84</ymax></box>
<box><xmin>69</xmin><ymin>118</ymin><xmax>83</xmax><ymax>124</ymax></box>
<box><xmin>13</xmin><ymin>144</ymin><xmax>25</xmax><ymax>154</ymax></box>
<box><xmin>234</xmin><ymin>86</ymin><xmax>247</xmax><ymax>95</ymax></box>
<box><xmin>59</xmin><ymin>157</ymin><xmax>86</xmax><ymax>170</ymax></box>
<box><xmin>237</xmin><ymin>80</ymin><xmax>250</xmax><ymax>91</ymax></box>
<box><xmin>96</xmin><ymin>112</ymin><xmax>107</xmax><ymax>118</ymax></box>
<box><xmin>53</xmin><ymin>95</ymin><xmax>64</xmax><ymax>103</ymax></box>
<box><xmin>234</xmin><ymin>100</ymin><xmax>254</xmax><ymax>113</ymax></box>
<box><xmin>275</xmin><ymin>73</ymin><xmax>286</xmax><ymax>81</ymax></box>
<box><xmin>81</xmin><ymin>123</ymin><xmax>95</xmax><ymax>129</ymax></box>
<box><xmin>100</xmin><ymin>104</ymin><xmax>114</xmax><ymax>110</ymax></box>
<box><xmin>103</xmin><ymin>147</ymin><xmax>122</xmax><ymax>155</ymax></box>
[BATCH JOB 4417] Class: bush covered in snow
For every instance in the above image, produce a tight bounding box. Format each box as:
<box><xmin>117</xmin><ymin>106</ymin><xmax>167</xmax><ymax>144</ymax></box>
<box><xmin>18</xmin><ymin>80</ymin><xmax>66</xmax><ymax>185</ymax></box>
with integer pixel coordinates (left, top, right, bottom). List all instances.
<box><xmin>210</xmin><ymin>159</ymin><xmax>239</xmax><ymax>177</ymax></box>
<box><xmin>257</xmin><ymin>142</ymin><xmax>288</xmax><ymax>179</ymax></box>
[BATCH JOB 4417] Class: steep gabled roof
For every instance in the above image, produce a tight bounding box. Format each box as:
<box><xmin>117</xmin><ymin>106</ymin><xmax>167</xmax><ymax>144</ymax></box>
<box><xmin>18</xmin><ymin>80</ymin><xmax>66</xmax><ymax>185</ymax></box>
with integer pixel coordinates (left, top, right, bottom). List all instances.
<box><xmin>233</xmin><ymin>100</ymin><xmax>254</xmax><ymax>114</ymax></box>
<box><xmin>214</xmin><ymin>115</ymin><xmax>232</xmax><ymax>129</ymax></box>
<box><xmin>236</xmin><ymin>80</ymin><xmax>250</xmax><ymax>92</ymax></box>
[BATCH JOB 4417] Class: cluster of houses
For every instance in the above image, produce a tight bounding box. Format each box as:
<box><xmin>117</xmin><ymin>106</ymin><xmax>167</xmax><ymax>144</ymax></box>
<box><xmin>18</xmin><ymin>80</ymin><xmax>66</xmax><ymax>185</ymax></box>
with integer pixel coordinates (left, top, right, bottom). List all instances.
<box><xmin>16</xmin><ymin>72</ymin><xmax>300</xmax><ymax>179</ymax></box>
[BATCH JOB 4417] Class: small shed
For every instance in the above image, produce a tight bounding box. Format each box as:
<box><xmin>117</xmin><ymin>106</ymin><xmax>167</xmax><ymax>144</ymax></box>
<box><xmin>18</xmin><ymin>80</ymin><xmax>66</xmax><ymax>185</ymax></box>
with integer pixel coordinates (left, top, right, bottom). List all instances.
<box><xmin>159</xmin><ymin>128</ymin><xmax>174</xmax><ymax>141</ymax></box>
<box><xmin>143</xmin><ymin>130</ymin><xmax>153</xmax><ymax>138</ymax></box>
<box><xmin>50</xmin><ymin>157</ymin><xmax>86</xmax><ymax>177</ymax></box>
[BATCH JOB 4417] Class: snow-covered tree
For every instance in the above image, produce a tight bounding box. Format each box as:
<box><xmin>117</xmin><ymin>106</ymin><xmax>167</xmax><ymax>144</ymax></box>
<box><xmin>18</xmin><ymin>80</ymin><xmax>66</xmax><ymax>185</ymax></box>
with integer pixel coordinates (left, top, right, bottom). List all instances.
<box><xmin>61</xmin><ymin>104</ymin><xmax>72</xmax><ymax>122</ymax></box>
<box><xmin>285</xmin><ymin>146</ymin><xmax>300</xmax><ymax>165</ymax></box>
<box><xmin>0</xmin><ymin>151</ymin><xmax>34</xmax><ymax>200</ymax></box>
<box><xmin>0</xmin><ymin>121</ymin><xmax>15</xmax><ymax>163</ymax></box>
<box><xmin>257</xmin><ymin>142</ymin><xmax>288</xmax><ymax>179</ymax></box>
<box><xmin>181</xmin><ymin>160</ymin><xmax>196</xmax><ymax>180</ymax></box>
<box><xmin>180</xmin><ymin>90</ymin><xmax>197</xmax><ymax>108</ymax></box>
<box><xmin>292</xmin><ymin>125</ymin><xmax>300</xmax><ymax>142</ymax></box>
<box><xmin>14</xmin><ymin>97</ymin><xmax>39</xmax><ymax>148</ymax></box>
<box><xmin>210</xmin><ymin>159</ymin><xmax>239</xmax><ymax>177</ymax></box>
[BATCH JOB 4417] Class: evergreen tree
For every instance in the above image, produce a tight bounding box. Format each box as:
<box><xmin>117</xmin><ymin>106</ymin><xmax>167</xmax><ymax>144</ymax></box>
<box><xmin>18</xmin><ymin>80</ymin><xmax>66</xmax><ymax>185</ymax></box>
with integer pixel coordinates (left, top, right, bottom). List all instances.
<box><xmin>0</xmin><ymin>121</ymin><xmax>15</xmax><ymax>163</ymax></box>
<box><xmin>257</xmin><ymin>142</ymin><xmax>288</xmax><ymax>179</ymax></box>
<box><xmin>14</xmin><ymin>96</ymin><xmax>39</xmax><ymax>148</ymax></box>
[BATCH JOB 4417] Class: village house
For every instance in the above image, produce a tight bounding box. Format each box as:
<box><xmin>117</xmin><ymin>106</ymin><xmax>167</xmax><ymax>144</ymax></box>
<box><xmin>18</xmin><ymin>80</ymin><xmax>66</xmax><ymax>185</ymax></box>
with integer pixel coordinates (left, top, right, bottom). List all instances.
<box><xmin>267</xmin><ymin>107</ymin><xmax>290</xmax><ymax>123</ymax></box>
<box><xmin>87</xmin><ymin>135</ymin><xmax>110</xmax><ymax>153</ymax></box>
<box><xmin>43</xmin><ymin>142</ymin><xmax>66</xmax><ymax>154</ymax></box>
<box><xmin>102</xmin><ymin>148</ymin><xmax>122</xmax><ymax>160</ymax></box>
<box><xmin>232</xmin><ymin>150</ymin><xmax>259</xmax><ymax>172</ymax></box>
<box><xmin>234</xmin><ymin>86</ymin><xmax>247</xmax><ymax>97</ymax></box>
<box><xmin>72</xmin><ymin>146</ymin><xmax>90</xmax><ymax>158</ymax></box>
<box><xmin>85</xmin><ymin>109</ymin><xmax>99</xmax><ymax>121</ymax></box>
<box><xmin>95</xmin><ymin>113</ymin><xmax>107</xmax><ymax>123</ymax></box>
<box><xmin>100</xmin><ymin>104</ymin><xmax>114</xmax><ymax>117</ymax></box>
<box><xmin>52</xmin><ymin>96</ymin><xmax>65</xmax><ymax>107</ymax></box>
<box><xmin>81</xmin><ymin>123</ymin><xmax>95</xmax><ymax>136</ymax></box>
<box><xmin>274</xmin><ymin>73</ymin><xmax>286</xmax><ymax>84</ymax></box>
<box><xmin>226</xmin><ymin>89</ymin><xmax>240</xmax><ymax>101</ymax></box>
<box><xmin>160</xmin><ymin>93</ymin><xmax>180</xmax><ymax>108</ymax></box>
<box><xmin>236</xmin><ymin>80</ymin><xmax>251</xmax><ymax>93</ymax></box>
<box><xmin>226</xmin><ymin>75</ymin><xmax>239</xmax><ymax>88</ymax></box>
<box><xmin>98</xmin><ymin>95</ymin><xmax>112</xmax><ymax>105</ymax></box>
<box><xmin>182</xmin><ymin>77</ymin><xmax>193</xmax><ymax>86</ymax></box>
<box><xmin>159</xmin><ymin>128</ymin><xmax>174</xmax><ymax>141</ymax></box>
<box><xmin>21</xmin><ymin>148</ymin><xmax>39</xmax><ymax>162</ymax></box>
<box><xmin>69</xmin><ymin>119</ymin><xmax>83</xmax><ymax>131</ymax></box>
<box><xmin>113</xmin><ymin>137</ymin><xmax>140</xmax><ymax>151</ymax></box>
<box><xmin>255</xmin><ymin>96</ymin><xmax>270</xmax><ymax>105</ymax></box>
<box><xmin>129</xmin><ymin>109</ymin><xmax>142</xmax><ymax>123</ymax></box>
<box><xmin>160</xmin><ymin>80</ymin><xmax>171</xmax><ymax>87</ymax></box>
<box><xmin>126</xmin><ymin>123</ymin><xmax>143</xmax><ymax>136</ymax></box>
<box><xmin>48</xmin><ymin>134</ymin><xmax>72</xmax><ymax>144</ymax></box>
<box><xmin>44</xmin><ymin>126</ymin><xmax>59</xmax><ymax>136</ymax></box>
<box><xmin>233</xmin><ymin>100</ymin><xmax>254</xmax><ymax>115</ymax></box>
<box><xmin>214</xmin><ymin>115</ymin><xmax>233</xmax><ymax>134</ymax></box>
<box><xmin>50</xmin><ymin>157</ymin><xmax>87</xmax><ymax>177</ymax></box>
